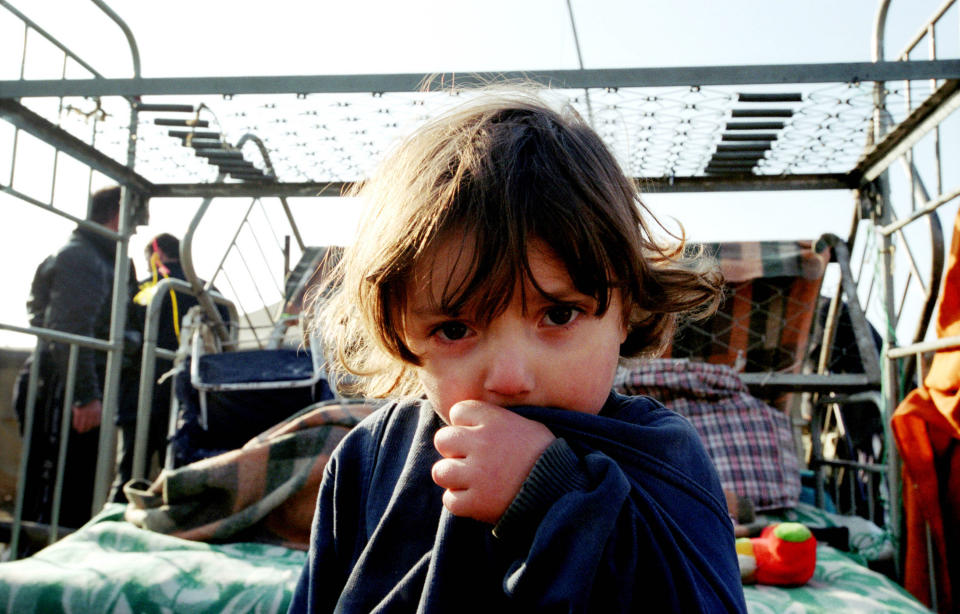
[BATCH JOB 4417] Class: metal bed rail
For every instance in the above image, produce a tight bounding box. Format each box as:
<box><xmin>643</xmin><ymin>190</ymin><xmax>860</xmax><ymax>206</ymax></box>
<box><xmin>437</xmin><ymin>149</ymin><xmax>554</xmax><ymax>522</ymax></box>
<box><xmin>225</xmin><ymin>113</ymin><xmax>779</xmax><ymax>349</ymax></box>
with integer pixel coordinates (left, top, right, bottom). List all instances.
<box><xmin>132</xmin><ymin>276</ymin><xmax>238</xmax><ymax>484</ymax></box>
<box><xmin>0</xmin><ymin>322</ymin><xmax>114</xmax><ymax>558</ymax></box>
<box><xmin>863</xmin><ymin>0</ymin><xmax>960</xmax><ymax>601</ymax></box>
<box><xmin>0</xmin><ymin>0</ymin><xmax>145</xmax><ymax>556</ymax></box>
<box><xmin>180</xmin><ymin>133</ymin><xmax>310</xmax><ymax>351</ymax></box>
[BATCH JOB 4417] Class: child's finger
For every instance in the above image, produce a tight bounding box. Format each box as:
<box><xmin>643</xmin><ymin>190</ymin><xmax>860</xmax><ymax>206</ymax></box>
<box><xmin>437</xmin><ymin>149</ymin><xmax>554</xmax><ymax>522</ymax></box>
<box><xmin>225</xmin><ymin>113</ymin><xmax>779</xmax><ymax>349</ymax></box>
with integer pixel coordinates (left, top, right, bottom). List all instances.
<box><xmin>431</xmin><ymin>457</ymin><xmax>470</xmax><ymax>490</ymax></box>
<box><xmin>448</xmin><ymin>400</ymin><xmax>501</xmax><ymax>426</ymax></box>
<box><xmin>440</xmin><ymin>488</ymin><xmax>473</xmax><ymax>518</ymax></box>
<box><xmin>433</xmin><ymin>424</ymin><xmax>472</xmax><ymax>457</ymax></box>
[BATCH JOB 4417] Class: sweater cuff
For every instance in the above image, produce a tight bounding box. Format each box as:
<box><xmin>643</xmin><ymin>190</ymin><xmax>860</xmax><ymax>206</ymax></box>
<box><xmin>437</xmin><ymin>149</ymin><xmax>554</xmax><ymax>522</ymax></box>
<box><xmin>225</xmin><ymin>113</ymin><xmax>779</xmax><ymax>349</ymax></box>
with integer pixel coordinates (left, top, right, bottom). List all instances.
<box><xmin>492</xmin><ymin>438</ymin><xmax>589</xmax><ymax>544</ymax></box>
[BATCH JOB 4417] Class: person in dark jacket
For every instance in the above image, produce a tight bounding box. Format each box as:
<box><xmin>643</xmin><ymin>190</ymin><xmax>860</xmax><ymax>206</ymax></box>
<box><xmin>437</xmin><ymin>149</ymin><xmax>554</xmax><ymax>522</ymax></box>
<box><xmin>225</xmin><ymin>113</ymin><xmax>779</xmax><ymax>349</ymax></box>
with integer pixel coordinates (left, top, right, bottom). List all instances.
<box><xmin>289</xmin><ymin>91</ymin><xmax>747</xmax><ymax>613</ymax></box>
<box><xmin>109</xmin><ymin>232</ymin><xmax>229</xmax><ymax>501</ymax></box>
<box><xmin>15</xmin><ymin>185</ymin><xmax>139</xmax><ymax>529</ymax></box>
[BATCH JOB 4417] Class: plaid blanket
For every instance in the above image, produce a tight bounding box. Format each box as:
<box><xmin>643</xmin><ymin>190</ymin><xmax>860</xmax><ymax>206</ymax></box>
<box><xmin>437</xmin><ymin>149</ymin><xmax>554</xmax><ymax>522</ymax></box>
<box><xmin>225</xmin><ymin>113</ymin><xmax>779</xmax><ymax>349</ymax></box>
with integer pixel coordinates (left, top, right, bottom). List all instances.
<box><xmin>124</xmin><ymin>400</ymin><xmax>378</xmax><ymax>550</ymax></box>
<box><xmin>615</xmin><ymin>359</ymin><xmax>801</xmax><ymax>511</ymax></box>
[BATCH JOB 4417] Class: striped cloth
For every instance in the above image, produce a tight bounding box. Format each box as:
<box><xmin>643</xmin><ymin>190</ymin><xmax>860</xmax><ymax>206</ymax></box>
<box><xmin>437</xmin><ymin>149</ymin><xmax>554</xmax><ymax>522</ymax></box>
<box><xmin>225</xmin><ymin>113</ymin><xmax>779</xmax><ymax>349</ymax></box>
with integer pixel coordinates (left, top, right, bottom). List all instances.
<box><xmin>123</xmin><ymin>400</ymin><xmax>378</xmax><ymax>550</ymax></box>
<box><xmin>668</xmin><ymin>240</ymin><xmax>830</xmax><ymax>378</ymax></box>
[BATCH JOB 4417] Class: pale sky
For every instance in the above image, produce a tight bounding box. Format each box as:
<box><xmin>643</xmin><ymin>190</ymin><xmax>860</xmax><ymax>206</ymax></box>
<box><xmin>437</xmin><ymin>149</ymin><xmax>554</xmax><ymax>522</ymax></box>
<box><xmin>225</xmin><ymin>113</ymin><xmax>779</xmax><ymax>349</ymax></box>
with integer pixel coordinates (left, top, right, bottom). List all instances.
<box><xmin>1</xmin><ymin>0</ymin><xmax>956</xmax><ymax>348</ymax></box>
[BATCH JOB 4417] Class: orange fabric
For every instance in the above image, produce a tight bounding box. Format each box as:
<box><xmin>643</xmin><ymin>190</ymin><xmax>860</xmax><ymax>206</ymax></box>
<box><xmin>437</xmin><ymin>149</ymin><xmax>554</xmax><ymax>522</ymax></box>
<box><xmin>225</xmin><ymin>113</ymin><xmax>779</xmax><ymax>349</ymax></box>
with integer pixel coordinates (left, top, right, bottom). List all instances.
<box><xmin>891</xmin><ymin>206</ymin><xmax>960</xmax><ymax>612</ymax></box>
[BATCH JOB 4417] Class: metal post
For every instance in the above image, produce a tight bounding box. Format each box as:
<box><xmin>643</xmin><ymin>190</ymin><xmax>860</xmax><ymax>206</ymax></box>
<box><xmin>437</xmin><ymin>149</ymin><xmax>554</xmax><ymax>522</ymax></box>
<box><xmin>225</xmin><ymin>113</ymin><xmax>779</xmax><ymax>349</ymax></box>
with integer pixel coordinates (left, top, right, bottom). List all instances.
<box><xmin>89</xmin><ymin>0</ymin><xmax>143</xmax><ymax>509</ymax></box>
<box><xmin>9</xmin><ymin>342</ymin><xmax>42</xmax><ymax>560</ymax></box>
<box><xmin>90</xmin><ymin>187</ymin><xmax>136</xmax><ymax>513</ymax></box>
<box><xmin>49</xmin><ymin>344</ymin><xmax>78</xmax><ymax>541</ymax></box>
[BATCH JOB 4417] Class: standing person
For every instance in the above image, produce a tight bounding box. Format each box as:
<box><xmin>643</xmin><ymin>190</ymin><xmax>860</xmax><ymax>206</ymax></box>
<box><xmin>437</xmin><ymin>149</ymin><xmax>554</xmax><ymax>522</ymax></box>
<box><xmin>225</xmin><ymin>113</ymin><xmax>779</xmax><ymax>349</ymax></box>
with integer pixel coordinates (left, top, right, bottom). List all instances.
<box><xmin>110</xmin><ymin>233</ymin><xmax>223</xmax><ymax>501</ymax></box>
<box><xmin>289</xmin><ymin>90</ymin><xmax>747</xmax><ymax>613</ymax></box>
<box><xmin>15</xmin><ymin>185</ymin><xmax>139</xmax><ymax>530</ymax></box>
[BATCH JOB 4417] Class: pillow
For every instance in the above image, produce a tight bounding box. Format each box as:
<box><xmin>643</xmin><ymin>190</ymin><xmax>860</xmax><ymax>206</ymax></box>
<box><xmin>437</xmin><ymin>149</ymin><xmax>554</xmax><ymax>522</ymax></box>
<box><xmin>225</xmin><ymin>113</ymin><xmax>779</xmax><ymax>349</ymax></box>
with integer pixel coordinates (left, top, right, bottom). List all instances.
<box><xmin>614</xmin><ymin>359</ymin><xmax>801</xmax><ymax>511</ymax></box>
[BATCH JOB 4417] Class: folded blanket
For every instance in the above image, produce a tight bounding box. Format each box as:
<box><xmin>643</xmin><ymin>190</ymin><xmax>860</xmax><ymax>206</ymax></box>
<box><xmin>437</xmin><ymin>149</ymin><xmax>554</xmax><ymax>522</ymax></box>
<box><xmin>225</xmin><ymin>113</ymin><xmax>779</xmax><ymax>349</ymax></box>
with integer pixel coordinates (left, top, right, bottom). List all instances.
<box><xmin>124</xmin><ymin>400</ymin><xmax>377</xmax><ymax>550</ymax></box>
<box><xmin>616</xmin><ymin>360</ymin><xmax>801</xmax><ymax>511</ymax></box>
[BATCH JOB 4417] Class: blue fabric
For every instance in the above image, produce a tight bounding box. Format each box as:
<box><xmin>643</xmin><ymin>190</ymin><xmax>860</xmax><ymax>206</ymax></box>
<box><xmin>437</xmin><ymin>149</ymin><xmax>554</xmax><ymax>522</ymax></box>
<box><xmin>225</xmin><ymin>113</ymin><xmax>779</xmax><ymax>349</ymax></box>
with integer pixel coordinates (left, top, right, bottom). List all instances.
<box><xmin>288</xmin><ymin>393</ymin><xmax>747</xmax><ymax>613</ymax></box>
<box><xmin>197</xmin><ymin>349</ymin><xmax>318</xmax><ymax>385</ymax></box>
<box><xmin>171</xmin><ymin>358</ymin><xmax>333</xmax><ymax>466</ymax></box>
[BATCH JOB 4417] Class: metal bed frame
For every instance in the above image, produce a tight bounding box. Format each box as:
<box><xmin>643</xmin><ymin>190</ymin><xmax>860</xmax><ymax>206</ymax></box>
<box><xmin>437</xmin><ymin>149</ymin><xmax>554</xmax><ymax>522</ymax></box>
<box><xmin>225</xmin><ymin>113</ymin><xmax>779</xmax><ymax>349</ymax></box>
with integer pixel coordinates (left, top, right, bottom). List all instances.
<box><xmin>0</xmin><ymin>1</ymin><xmax>958</xmax><ymax>598</ymax></box>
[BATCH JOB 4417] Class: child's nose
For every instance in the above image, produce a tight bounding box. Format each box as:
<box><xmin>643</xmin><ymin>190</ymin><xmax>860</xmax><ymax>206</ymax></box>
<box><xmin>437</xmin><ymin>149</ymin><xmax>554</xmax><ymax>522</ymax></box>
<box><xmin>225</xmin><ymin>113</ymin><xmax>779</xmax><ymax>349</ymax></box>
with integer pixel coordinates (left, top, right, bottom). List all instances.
<box><xmin>482</xmin><ymin>341</ymin><xmax>535</xmax><ymax>400</ymax></box>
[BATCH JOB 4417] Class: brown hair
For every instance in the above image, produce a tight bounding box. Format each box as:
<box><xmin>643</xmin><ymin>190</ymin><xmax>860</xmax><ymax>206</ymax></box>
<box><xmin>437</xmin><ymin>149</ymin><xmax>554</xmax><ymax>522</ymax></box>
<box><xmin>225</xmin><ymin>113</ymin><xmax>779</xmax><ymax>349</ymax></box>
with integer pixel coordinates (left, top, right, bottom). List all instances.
<box><xmin>89</xmin><ymin>185</ymin><xmax>121</xmax><ymax>224</ymax></box>
<box><xmin>308</xmin><ymin>89</ymin><xmax>722</xmax><ymax>398</ymax></box>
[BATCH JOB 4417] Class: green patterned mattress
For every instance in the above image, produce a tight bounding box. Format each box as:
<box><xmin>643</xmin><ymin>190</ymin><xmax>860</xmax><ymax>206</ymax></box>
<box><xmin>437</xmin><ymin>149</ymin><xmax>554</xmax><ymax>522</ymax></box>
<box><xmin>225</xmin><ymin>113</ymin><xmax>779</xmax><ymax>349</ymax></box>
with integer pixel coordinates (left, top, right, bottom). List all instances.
<box><xmin>0</xmin><ymin>505</ymin><xmax>306</xmax><ymax>613</ymax></box>
<box><xmin>0</xmin><ymin>504</ymin><xmax>931</xmax><ymax>613</ymax></box>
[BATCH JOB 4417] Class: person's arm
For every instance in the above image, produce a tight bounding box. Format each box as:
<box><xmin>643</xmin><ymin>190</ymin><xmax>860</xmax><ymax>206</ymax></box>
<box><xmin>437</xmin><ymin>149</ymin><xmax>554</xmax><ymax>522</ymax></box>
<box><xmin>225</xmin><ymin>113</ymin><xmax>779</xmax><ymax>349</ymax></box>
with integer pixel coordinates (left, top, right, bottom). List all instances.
<box><xmin>434</xmin><ymin>402</ymin><xmax>746</xmax><ymax>613</ymax></box>
<box><xmin>496</xmin><ymin>416</ymin><xmax>746</xmax><ymax>613</ymax></box>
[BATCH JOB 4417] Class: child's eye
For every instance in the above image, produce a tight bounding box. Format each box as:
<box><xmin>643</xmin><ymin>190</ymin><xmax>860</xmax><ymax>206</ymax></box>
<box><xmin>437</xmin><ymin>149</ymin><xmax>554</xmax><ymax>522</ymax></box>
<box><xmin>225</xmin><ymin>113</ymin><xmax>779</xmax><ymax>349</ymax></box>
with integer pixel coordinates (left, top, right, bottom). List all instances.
<box><xmin>542</xmin><ymin>305</ymin><xmax>581</xmax><ymax>327</ymax></box>
<box><xmin>434</xmin><ymin>321</ymin><xmax>472</xmax><ymax>341</ymax></box>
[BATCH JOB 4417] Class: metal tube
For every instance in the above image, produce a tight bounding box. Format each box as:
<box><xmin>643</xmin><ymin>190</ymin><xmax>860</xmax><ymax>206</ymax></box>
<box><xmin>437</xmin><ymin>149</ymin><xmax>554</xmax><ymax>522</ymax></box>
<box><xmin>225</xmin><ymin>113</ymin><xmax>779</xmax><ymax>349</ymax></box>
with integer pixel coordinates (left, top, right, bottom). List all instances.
<box><xmin>0</xmin><ymin>322</ymin><xmax>117</xmax><ymax>350</ymax></box>
<box><xmin>135</xmin><ymin>103</ymin><xmax>195</xmax><ymax>113</ymax></box>
<box><xmin>91</xmin><ymin>185</ymin><xmax>134</xmax><ymax>514</ymax></box>
<box><xmin>737</xmin><ymin>93</ymin><xmax>803</xmax><ymax>102</ymax></box>
<box><xmin>3</xmin><ymin>61</ymin><xmax>959</xmax><ymax>99</ymax></box>
<box><xmin>0</xmin><ymin>185</ymin><xmax>123</xmax><ymax>241</ymax></box>
<box><xmin>230</xmin><ymin>228</ymin><xmax>278</xmax><ymax>329</ymax></box>
<box><xmin>859</xmin><ymin>80</ymin><xmax>960</xmax><ymax>184</ymax></box>
<box><xmin>725</xmin><ymin>121</ymin><xmax>785</xmax><ymax>130</ymax></box>
<box><xmin>878</xmin><ymin>185</ymin><xmax>960</xmax><ymax>236</ymax></box>
<box><xmin>132</xmin><ymin>295</ymin><xmax>161</xmax><ymax>483</ymax></box>
<box><xmin>0</xmin><ymin>99</ymin><xmax>154</xmax><ymax>195</ymax></box>
<box><xmin>896</xmin><ymin>0</ymin><xmax>956</xmax><ymax>59</ymax></box>
<box><xmin>89</xmin><ymin>0</ymin><xmax>141</xmax><ymax>78</ymax></box>
<box><xmin>237</xmin><ymin>133</ymin><xmax>306</xmax><ymax>252</ymax></box>
<box><xmin>168</xmin><ymin>130</ymin><xmax>222</xmax><ymax>140</ymax></box>
<box><xmin>565</xmin><ymin>0</ymin><xmax>594</xmax><ymax>126</ymax></box>
<box><xmin>155</xmin><ymin>118</ymin><xmax>210</xmax><ymax>128</ymax></box>
<box><xmin>49</xmin><ymin>344</ymin><xmax>78</xmax><ymax>541</ymax></box>
<box><xmin>0</xmin><ymin>0</ymin><xmax>106</xmax><ymax>78</ymax></box>
<box><xmin>715</xmin><ymin>144</ymin><xmax>772</xmax><ymax>152</ymax></box>
<box><xmin>721</xmin><ymin>133</ymin><xmax>778</xmax><ymax>141</ymax></box>
<box><xmin>181</xmin><ymin>187</ymin><xmax>232</xmax><ymax>345</ymax></box>
<box><xmin>730</xmin><ymin>109</ymin><xmax>793</xmax><ymax>118</ymax></box>
<box><xmin>9</xmin><ymin>343</ymin><xmax>43</xmax><ymax>560</ymax></box>
<box><xmin>887</xmin><ymin>334</ymin><xmax>960</xmax><ymax>358</ymax></box>
<box><xmin>826</xmin><ymin>236</ymin><xmax>883</xmax><ymax>384</ymax></box>
<box><xmin>196</xmin><ymin>149</ymin><xmax>242</xmax><ymax>158</ymax></box>
<box><xmin>132</xmin><ymin>277</ymin><xmax>235</xmax><ymax>481</ymax></box>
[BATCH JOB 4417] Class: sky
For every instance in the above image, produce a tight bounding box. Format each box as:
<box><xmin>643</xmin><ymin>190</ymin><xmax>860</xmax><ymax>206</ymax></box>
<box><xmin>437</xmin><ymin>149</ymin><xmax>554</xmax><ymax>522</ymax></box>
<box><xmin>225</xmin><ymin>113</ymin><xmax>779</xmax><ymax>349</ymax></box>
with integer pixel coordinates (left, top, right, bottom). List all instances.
<box><xmin>1</xmin><ymin>0</ymin><xmax>957</xmax><ymax>348</ymax></box>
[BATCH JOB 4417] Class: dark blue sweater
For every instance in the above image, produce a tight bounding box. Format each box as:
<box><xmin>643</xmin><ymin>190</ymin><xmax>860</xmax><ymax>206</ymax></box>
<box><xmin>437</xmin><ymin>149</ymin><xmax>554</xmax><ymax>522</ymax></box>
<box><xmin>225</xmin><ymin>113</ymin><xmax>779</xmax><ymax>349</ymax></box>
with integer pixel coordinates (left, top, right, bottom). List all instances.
<box><xmin>289</xmin><ymin>392</ymin><xmax>747</xmax><ymax>613</ymax></box>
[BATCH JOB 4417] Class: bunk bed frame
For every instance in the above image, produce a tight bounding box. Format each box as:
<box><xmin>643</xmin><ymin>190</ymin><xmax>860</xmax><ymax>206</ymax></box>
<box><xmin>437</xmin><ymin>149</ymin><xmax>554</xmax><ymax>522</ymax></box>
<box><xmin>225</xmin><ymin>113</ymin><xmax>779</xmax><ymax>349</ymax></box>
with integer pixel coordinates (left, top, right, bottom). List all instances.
<box><xmin>1</xmin><ymin>0</ymin><xmax>958</xmax><ymax>610</ymax></box>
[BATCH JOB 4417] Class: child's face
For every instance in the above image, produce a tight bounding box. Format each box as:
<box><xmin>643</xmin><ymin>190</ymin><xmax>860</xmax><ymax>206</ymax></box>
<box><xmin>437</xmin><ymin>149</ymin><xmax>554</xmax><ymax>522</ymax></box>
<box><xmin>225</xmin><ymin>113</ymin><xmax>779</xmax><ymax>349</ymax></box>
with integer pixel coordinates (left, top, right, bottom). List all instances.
<box><xmin>404</xmin><ymin>238</ymin><xmax>627</xmax><ymax>422</ymax></box>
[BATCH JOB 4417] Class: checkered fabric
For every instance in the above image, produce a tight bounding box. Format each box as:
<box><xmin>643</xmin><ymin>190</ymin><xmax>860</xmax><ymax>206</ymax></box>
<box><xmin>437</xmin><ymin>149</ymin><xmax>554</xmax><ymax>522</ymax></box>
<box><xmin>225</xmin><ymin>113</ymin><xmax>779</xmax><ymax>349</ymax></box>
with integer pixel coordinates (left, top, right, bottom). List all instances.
<box><xmin>668</xmin><ymin>240</ymin><xmax>829</xmax><ymax>380</ymax></box>
<box><xmin>615</xmin><ymin>359</ymin><xmax>801</xmax><ymax>511</ymax></box>
<box><xmin>124</xmin><ymin>400</ymin><xmax>377</xmax><ymax>549</ymax></box>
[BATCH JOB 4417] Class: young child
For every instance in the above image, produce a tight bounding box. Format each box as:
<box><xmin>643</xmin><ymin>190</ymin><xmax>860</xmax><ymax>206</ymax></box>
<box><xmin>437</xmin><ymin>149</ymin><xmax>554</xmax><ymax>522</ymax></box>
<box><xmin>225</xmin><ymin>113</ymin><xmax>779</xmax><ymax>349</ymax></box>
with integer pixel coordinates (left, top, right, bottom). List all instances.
<box><xmin>289</xmin><ymin>90</ymin><xmax>748</xmax><ymax>613</ymax></box>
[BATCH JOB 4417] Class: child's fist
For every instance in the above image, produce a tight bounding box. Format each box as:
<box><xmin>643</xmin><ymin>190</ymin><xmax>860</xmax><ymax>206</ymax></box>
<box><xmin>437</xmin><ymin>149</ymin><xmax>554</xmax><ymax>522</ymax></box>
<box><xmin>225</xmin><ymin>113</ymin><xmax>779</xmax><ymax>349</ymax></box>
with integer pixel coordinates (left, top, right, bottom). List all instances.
<box><xmin>432</xmin><ymin>401</ymin><xmax>555</xmax><ymax>524</ymax></box>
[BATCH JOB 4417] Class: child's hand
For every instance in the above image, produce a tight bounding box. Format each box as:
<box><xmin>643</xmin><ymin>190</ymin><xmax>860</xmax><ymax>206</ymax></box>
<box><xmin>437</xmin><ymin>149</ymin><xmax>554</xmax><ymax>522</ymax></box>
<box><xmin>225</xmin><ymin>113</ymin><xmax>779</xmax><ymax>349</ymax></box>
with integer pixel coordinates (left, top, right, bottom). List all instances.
<box><xmin>432</xmin><ymin>400</ymin><xmax>556</xmax><ymax>524</ymax></box>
